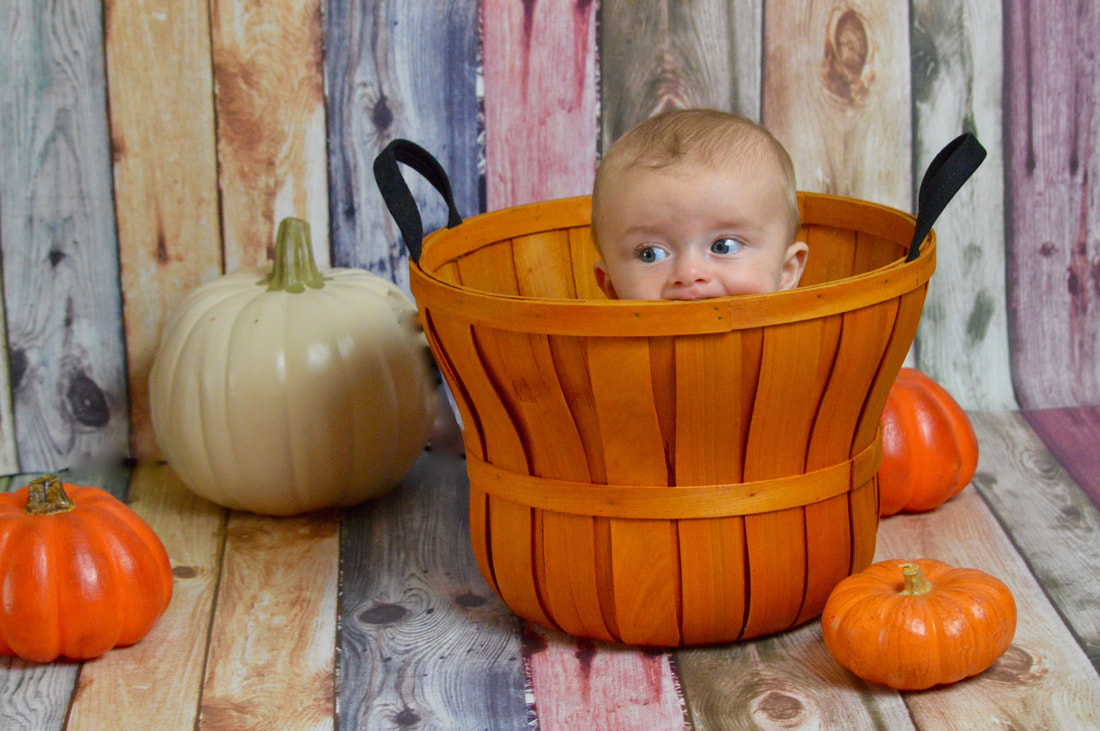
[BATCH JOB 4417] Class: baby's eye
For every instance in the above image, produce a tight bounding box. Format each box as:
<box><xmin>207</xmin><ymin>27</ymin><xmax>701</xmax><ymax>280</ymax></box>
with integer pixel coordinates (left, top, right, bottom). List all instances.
<box><xmin>636</xmin><ymin>245</ymin><xmax>669</xmax><ymax>263</ymax></box>
<box><xmin>711</xmin><ymin>237</ymin><xmax>744</xmax><ymax>255</ymax></box>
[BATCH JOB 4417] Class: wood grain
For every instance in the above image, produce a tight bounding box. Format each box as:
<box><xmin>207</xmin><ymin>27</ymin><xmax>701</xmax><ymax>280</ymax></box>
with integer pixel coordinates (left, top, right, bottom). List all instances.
<box><xmin>211</xmin><ymin>0</ymin><xmax>330</xmax><ymax>272</ymax></box>
<box><xmin>875</xmin><ymin>485</ymin><xmax>1100</xmax><ymax>727</ymax></box>
<box><xmin>0</xmin><ymin>658</ymin><xmax>76</xmax><ymax>731</ymax></box>
<box><xmin>909</xmin><ymin>0</ymin><xmax>1016</xmax><ymax>410</ymax></box>
<box><xmin>676</xmin><ymin>621</ymin><xmax>914</xmax><ymax>730</ymax></box>
<box><xmin>1004</xmin><ymin>0</ymin><xmax>1100</xmax><ymax>408</ymax></box>
<box><xmin>2</xmin><ymin>0</ymin><xmax>129</xmax><ymax>471</ymax></box>
<box><xmin>762</xmin><ymin>1</ymin><xmax>912</xmax><ymax>209</ymax></box>
<box><xmin>525</xmin><ymin>625</ymin><xmax>686</xmax><ymax>730</ymax></box>
<box><xmin>337</xmin><ymin>454</ymin><xmax>527</xmax><ymax>729</ymax></box>
<box><xmin>198</xmin><ymin>510</ymin><xmax>339</xmax><ymax>730</ymax></box>
<box><xmin>324</xmin><ymin>0</ymin><xmax>480</xmax><ymax>289</ymax></box>
<box><xmin>600</xmin><ymin>0</ymin><xmax>763</xmax><ymax>151</ymax></box>
<box><xmin>104</xmin><ymin>0</ymin><xmax>223</xmax><ymax>460</ymax></box>
<box><xmin>1023</xmin><ymin>406</ymin><xmax>1100</xmax><ymax>512</ymax></box>
<box><xmin>482</xmin><ymin>0</ymin><xmax>599</xmax><ymax>209</ymax></box>
<box><xmin>66</xmin><ymin>463</ymin><xmax>226</xmax><ymax>731</ymax></box>
<box><xmin>976</xmin><ymin>410</ymin><xmax>1100</xmax><ymax>668</ymax></box>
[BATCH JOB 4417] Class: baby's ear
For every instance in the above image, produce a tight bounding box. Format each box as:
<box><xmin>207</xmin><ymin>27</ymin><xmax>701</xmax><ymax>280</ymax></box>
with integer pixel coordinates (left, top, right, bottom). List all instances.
<box><xmin>780</xmin><ymin>241</ymin><xmax>809</xmax><ymax>290</ymax></box>
<box><xmin>593</xmin><ymin>261</ymin><xmax>619</xmax><ymax>299</ymax></box>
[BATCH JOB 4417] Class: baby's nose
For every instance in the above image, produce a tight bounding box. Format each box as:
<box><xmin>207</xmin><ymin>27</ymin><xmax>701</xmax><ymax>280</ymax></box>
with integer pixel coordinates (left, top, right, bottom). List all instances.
<box><xmin>673</xmin><ymin>252</ymin><xmax>711</xmax><ymax>283</ymax></box>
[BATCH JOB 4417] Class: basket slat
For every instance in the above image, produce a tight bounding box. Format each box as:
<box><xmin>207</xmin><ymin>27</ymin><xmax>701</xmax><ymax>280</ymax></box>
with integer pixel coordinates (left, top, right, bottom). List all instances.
<box><xmin>673</xmin><ymin>332</ymin><xmax>745</xmax><ymax>484</ymax></box>
<box><xmin>514</xmin><ymin>231</ymin><xmax>577</xmax><ymax>299</ymax></box>
<box><xmin>852</xmin><ymin>286</ymin><xmax>930</xmax><ymax>452</ymax></box>
<box><xmin>568</xmin><ymin>227</ymin><xmax>604</xmax><ymax>300</ymax></box>
<box><xmin>854</xmin><ymin>231</ymin><xmax>907</xmax><ymax>273</ymax></box>
<box><xmin>456</xmin><ymin>240</ymin><xmax>520</xmax><ymax>295</ymax></box>
<box><xmin>795</xmin><ymin>304</ymin><xmax>895</xmax><ymax>623</ymax></box>
<box><xmin>588</xmin><ymin>337</ymin><xmax>681</xmax><ymax>645</ymax></box>
<box><xmin>586</xmin><ymin>338</ymin><xmax>668</xmax><ymax>483</ymax></box>
<box><xmin>609</xmin><ymin>518</ymin><xmax>682</xmax><ymax>646</ymax></box>
<box><xmin>678</xmin><ymin>517</ymin><xmax>748</xmax><ymax>644</ymax></box>
<box><xmin>547</xmin><ymin>336</ymin><xmax>607</xmax><ymax>481</ymax></box>
<box><xmin>741</xmin><ymin>318</ymin><xmax>829</xmax><ymax>636</ymax></box>
<box><xmin>540</xmin><ymin>512</ymin><xmax>615</xmax><ymax>641</ymax></box>
<box><xmin>673</xmin><ymin>332</ymin><xmax>750</xmax><ymax>644</ymax></box>
<box><xmin>476</xmin><ymin>329</ymin><xmax>588</xmax><ymax>481</ymax></box>
<box><xmin>489</xmin><ymin>498</ymin><xmax>556</xmax><ymax>629</ymax></box>
<box><xmin>800</xmin><ymin>225</ymin><xmax>857</xmax><ymax>287</ymax></box>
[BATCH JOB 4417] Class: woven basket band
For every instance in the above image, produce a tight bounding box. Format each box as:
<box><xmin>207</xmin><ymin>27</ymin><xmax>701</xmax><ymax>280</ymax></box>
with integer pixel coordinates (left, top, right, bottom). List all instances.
<box><xmin>466</xmin><ymin>432</ymin><xmax>882</xmax><ymax>520</ymax></box>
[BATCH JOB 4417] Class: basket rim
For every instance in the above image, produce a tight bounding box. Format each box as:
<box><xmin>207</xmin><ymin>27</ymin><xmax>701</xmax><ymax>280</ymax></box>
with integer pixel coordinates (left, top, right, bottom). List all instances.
<box><xmin>410</xmin><ymin>192</ymin><xmax>935</xmax><ymax>336</ymax></box>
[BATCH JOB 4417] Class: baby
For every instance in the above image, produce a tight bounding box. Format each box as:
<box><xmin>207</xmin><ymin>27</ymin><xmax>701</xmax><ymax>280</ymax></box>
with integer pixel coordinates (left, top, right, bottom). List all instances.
<box><xmin>591</xmin><ymin>109</ymin><xmax>808</xmax><ymax>300</ymax></box>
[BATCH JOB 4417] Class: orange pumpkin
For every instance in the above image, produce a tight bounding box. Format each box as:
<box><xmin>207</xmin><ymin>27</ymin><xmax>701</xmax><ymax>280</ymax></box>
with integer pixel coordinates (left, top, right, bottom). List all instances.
<box><xmin>878</xmin><ymin>368</ymin><xmax>979</xmax><ymax>516</ymax></box>
<box><xmin>0</xmin><ymin>475</ymin><xmax>174</xmax><ymax>662</ymax></box>
<box><xmin>821</xmin><ymin>558</ymin><xmax>1016</xmax><ymax>690</ymax></box>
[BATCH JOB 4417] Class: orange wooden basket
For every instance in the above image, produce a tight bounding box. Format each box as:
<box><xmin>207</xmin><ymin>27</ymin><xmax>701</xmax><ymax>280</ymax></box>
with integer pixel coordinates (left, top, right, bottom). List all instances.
<box><xmin>374</xmin><ymin>135</ymin><xmax>984</xmax><ymax>646</ymax></box>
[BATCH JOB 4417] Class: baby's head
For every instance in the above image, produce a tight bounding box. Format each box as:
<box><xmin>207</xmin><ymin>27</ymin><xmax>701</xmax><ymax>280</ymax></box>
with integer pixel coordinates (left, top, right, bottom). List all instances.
<box><xmin>591</xmin><ymin>110</ymin><xmax>808</xmax><ymax>301</ymax></box>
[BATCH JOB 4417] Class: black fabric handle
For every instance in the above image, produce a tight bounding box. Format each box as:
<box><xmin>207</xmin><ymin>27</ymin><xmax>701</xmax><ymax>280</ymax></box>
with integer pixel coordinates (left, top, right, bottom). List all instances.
<box><xmin>907</xmin><ymin>133</ymin><xmax>986</xmax><ymax>262</ymax></box>
<box><xmin>373</xmin><ymin>139</ymin><xmax>463</xmax><ymax>263</ymax></box>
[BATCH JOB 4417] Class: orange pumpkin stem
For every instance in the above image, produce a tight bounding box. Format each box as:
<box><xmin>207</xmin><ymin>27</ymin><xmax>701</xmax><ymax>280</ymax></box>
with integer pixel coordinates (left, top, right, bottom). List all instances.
<box><xmin>24</xmin><ymin>474</ymin><xmax>77</xmax><ymax>516</ymax></box>
<box><xmin>262</xmin><ymin>217</ymin><xmax>324</xmax><ymax>293</ymax></box>
<box><xmin>900</xmin><ymin>563</ymin><xmax>933</xmax><ymax>596</ymax></box>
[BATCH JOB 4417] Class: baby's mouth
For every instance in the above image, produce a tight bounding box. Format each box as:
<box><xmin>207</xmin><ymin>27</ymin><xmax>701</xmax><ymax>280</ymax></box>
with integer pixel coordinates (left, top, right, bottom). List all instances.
<box><xmin>665</xmin><ymin>286</ymin><xmax>721</xmax><ymax>301</ymax></box>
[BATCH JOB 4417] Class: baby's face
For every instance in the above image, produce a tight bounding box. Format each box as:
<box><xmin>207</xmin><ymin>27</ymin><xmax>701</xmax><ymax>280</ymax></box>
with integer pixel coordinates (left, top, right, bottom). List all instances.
<box><xmin>592</xmin><ymin>162</ymin><xmax>807</xmax><ymax>301</ymax></box>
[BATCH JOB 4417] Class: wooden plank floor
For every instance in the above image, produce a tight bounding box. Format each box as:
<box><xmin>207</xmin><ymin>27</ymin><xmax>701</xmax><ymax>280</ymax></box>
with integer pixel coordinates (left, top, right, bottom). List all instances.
<box><xmin>2</xmin><ymin>410</ymin><xmax>1099</xmax><ymax>730</ymax></box>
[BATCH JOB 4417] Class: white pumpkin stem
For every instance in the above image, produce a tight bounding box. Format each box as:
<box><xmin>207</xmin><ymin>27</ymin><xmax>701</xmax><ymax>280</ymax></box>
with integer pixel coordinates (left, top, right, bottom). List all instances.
<box><xmin>25</xmin><ymin>474</ymin><xmax>77</xmax><ymax>516</ymax></box>
<box><xmin>900</xmin><ymin>563</ymin><xmax>933</xmax><ymax>596</ymax></box>
<box><xmin>263</xmin><ymin>217</ymin><xmax>324</xmax><ymax>293</ymax></box>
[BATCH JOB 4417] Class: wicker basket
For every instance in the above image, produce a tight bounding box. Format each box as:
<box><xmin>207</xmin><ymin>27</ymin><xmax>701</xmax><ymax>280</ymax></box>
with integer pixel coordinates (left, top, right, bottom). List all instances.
<box><xmin>374</xmin><ymin>135</ymin><xmax>983</xmax><ymax>646</ymax></box>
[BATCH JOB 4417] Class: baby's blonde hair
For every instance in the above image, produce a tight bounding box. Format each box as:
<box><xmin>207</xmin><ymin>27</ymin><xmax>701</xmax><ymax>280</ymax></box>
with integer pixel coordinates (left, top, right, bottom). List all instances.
<box><xmin>592</xmin><ymin>109</ymin><xmax>801</xmax><ymax>246</ymax></box>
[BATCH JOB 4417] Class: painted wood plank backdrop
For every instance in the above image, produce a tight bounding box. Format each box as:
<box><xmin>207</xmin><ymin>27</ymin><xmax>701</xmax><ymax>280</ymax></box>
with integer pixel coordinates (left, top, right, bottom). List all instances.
<box><xmin>1</xmin><ymin>2</ymin><xmax>1099</xmax><ymax>464</ymax></box>
<box><xmin>910</xmin><ymin>0</ymin><xmax>1016</xmax><ymax>410</ymax></box>
<box><xmin>1005</xmin><ymin>0</ymin><xmax>1100</xmax><ymax>408</ymax></box>
<box><xmin>104</xmin><ymin>0</ymin><xmax>223</xmax><ymax>461</ymax></box>
<box><xmin>324</xmin><ymin>0</ymin><xmax>480</xmax><ymax>291</ymax></box>
<box><xmin>762</xmin><ymin>2</ymin><xmax>913</xmax><ymax>210</ymax></box>
<box><xmin>338</xmin><ymin>453</ymin><xmax>527</xmax><ymax>729</ymax></box>
<box><xmin>2</xmin><ymin>0</ymin><xmax>129</xmax><ymax>473</ymax></box>
<box><xmin>600</xmin><ymin>0</ymin><xmax>762</xmax><ymax>146</ymax></box>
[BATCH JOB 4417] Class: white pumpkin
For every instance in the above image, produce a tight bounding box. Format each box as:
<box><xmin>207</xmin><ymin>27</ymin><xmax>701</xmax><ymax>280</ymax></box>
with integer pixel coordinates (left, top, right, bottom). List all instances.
<box><xmin>149</xmin><ymin>218</ymin><xmax>436</xmax><ymax>515</ymax></box>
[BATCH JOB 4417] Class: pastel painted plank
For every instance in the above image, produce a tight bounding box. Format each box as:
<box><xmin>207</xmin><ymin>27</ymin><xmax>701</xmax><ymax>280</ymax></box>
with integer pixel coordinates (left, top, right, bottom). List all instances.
<box><xmin>210</xmin><ymin>0</ymin><xmax>330</xmax><ymax>271</ymax></box>
<box><xmin>875</xmin><ymin>488</ymin><xmax>1100</xmax><ymax>726</ymax></box>
<box><xmin>104</xmin><ymin>0</ymin><xmax>222</xmax><ymax>460</ymax></box>
<box><xmin>66</xmin><ymin>463</ymin><xmax>226</xmax><ymax>731</ymax></box>
<box><xmin>763</xmin><ymin>1</ymin><xmax>912</xmax><ymax>209</ymax></box>
<box><xmin>0</xmin><ymin>657</ymin><xmax>75</xmax><ymax>731</ymax></box>
<box><xmin>482</xmin><ymin>0</ymin><xmax>599</xmax><ymax>209</ymax></box>
<box><xmin>525</xmin><ymin>626</ymin><xmax>686</xmax><ymax>730</ymax></box>
<box><xmin>325</xmin><ymin>0</ymin><xmax>480</xmax><ymax>287</ymax></box>
<box><xmin>2</xmin><ymin>0</ymin><xmax>129</xmax><ymax>471</ymax></box>
<box><xmin>909</xmin><ymin>0</ymin><xmax>1015</xmax><ymax>410</ymax></box>
<box><xmin>676</xmin><ymin>621</ymin><xmax>914</xmax><ymax>730</ymax></box>
<box><xmin>198</xmin><ymin>511</ymin><xmax>339</xmax><ymax>729</ymax></box>
<box><xmin>337</xmin><ymin>454</ymin><xmax>527</xmax><ymax>729</ymax></box>
<box><xmin>974</xmin><ymin>410</ymin><xmax>1100</xmax><ymax>667</ymax></box>
<box><xmin>600</xmin><ymin>0</ymin><xmax>763</xmax><ymax>149</ymax></box>
<box><xmin>1004</xmin><ymin>0</ymin><xmax>1100</xmax><ymax>408</ymax></box>
<box><xmin>1023</xmin><ymin>406</ymin><xmax>1100</xmax><ymax>512</ymax></box>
